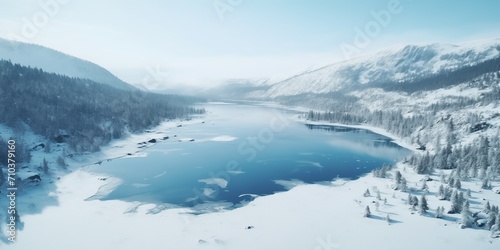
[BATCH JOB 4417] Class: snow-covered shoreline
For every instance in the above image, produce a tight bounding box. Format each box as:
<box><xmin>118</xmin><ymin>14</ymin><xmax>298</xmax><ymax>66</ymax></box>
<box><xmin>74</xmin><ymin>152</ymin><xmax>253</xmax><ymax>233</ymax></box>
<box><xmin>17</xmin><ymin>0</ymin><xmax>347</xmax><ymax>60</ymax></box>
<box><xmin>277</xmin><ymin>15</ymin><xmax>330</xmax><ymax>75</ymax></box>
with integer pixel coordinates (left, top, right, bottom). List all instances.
<box><xmin>301</xmin><ymin>120</ymin><xmax>415</xmax><ymax>151</ymax></box>
<box><xmin>2</xmin><ymin>103</ymin><xmax>499</xmax><ymax>250</ymax></box>
<box><xmin>259</xmin><ymin>100</ymin><xmax>416</xmax><ymax>150</ymax></box>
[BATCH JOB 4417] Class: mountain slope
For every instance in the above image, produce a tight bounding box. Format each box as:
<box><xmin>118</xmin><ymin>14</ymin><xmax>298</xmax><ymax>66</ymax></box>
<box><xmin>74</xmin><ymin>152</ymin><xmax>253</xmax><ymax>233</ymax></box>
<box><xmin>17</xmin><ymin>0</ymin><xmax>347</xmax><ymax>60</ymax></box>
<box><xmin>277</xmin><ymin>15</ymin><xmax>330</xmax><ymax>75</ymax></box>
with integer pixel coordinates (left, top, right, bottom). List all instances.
<box><xmin>0</xmin><ymin>60</ymin><xmax>204</xmax><ymax>152</ymax></box>
<box><xmin>0</xmin><ymin>38</ymin><xmax>135</xmax><ymax>90</ymax></box>
<box><xmin>252</xmin><ymin>38</ymin><xmax>500</xmax><ymax>98</ymax></box>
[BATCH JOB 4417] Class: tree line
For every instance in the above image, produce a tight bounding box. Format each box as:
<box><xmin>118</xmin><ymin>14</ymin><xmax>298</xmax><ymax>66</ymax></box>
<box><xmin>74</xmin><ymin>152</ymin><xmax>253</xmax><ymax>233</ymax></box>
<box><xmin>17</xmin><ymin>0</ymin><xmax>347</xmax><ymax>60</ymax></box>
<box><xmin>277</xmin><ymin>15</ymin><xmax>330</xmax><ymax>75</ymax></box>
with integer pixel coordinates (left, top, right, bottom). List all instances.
<box><xmin>0</xmin><ymin>60</ymin><xmax>205</xmax><ymax>153</ymax></box>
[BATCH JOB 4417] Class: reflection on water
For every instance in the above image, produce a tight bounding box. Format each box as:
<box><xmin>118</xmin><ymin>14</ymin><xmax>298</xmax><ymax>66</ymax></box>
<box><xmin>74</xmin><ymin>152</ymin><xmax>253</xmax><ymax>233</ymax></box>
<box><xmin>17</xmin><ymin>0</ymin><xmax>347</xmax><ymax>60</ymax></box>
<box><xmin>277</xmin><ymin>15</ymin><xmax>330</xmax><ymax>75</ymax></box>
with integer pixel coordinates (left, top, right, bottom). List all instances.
<box><xmin>89</xmin><ymin>102</ymin><xmax>410</xmax><ymax>210</ymax></box>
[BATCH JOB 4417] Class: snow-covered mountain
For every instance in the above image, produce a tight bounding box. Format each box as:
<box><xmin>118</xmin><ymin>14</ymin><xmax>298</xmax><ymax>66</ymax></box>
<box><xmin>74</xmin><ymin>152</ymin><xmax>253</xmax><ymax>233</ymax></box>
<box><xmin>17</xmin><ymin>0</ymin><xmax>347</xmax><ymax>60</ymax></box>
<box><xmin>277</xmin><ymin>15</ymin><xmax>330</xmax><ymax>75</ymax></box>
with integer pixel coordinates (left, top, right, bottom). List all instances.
<box><xmin>0</xmin><ymin>38</ymin><xmax>135</xmax><ymax>90</ymax></box>
<box><xmin>246</xmin><ymin>38</ymin><xmax>500</xmax><ymax>98</ymax></box>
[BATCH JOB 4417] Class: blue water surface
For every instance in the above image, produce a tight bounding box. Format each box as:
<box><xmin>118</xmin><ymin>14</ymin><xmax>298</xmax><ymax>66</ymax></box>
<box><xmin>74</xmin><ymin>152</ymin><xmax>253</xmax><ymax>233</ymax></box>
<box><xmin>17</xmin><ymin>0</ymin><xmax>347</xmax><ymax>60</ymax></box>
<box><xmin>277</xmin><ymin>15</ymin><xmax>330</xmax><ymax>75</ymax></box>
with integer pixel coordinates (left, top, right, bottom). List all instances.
<box><xmin>89</xmin><ymin>102</ymin><xmax>410</xmax><ymax>209</ymax></box>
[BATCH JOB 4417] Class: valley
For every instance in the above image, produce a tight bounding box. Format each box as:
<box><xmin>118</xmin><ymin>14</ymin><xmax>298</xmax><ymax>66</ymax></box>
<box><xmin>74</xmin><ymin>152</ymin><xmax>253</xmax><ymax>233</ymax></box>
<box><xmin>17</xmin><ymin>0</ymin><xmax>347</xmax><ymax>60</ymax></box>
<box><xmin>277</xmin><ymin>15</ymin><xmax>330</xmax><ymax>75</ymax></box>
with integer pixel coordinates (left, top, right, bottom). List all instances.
<box><xmin>0</xmin><ymin>37</ymin><xmax>499</xmax><ymax>249</ymax></box>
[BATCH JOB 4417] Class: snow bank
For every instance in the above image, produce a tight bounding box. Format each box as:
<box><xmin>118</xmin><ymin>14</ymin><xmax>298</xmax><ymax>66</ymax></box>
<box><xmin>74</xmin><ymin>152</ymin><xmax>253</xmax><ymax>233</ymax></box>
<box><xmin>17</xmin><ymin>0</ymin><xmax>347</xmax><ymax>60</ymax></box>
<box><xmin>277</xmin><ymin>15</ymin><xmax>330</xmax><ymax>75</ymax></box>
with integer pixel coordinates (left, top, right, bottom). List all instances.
<box><xmin>4</xmin><ymin>163</ymin><xmax>499</xmax><ymax>250</ymax></box>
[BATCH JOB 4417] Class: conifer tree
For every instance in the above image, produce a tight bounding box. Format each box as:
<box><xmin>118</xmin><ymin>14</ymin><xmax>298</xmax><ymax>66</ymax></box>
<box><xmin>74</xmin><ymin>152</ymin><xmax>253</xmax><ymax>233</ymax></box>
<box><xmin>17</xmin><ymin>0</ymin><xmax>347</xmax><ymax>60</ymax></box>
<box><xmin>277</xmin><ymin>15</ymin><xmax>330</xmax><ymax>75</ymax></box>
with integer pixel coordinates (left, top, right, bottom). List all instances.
<box><xmin>486</xmin><ymin>212</ymin><xmax>497</xmax><ymax>230</ymax></box>
<box><xmin>450</xmin><ymin>189</ymin><xmax>460</xmax><ymax>213</ymax></box>
<box><xmin>394</xmin><ymin>170</ymin><xmax>402</xmax><ymax>187</ymax></box>
<box><xmin>460</xmin><ymin>200</ymin><xmax>472</xmax><ymax>228</ymax></box>
<box><xmin>411</xmin><ymin>196</ymin><xmax>419</xmax><ymax>210</ymax></box>
<box><xmin>436</xmin><ymin>206</ymin><xmax>444</xmax><ymax>218</ymax></box>
<box><xmin>43</xmin><ymin>158</ymin><xmax>49</xmax><ymax>174</ymax></box>
<box><xmin>363</xmin><ymin>189</ymin><xmax>371</xmax><ymax>197</ymax></box>
<box><xmin>437</xmin><ymin>184</ymin><xmax>445</xmax><ymax>199</ymax></box>
<box><xmin>364</xmin><ymin>206</ymin><xmax>371</xmax><ymax>218</ymax></box>
<box><xmin>454</xmin><ymin>178</ymin><xmax>461</xmax><ymax>189</ymax></box>
<box><xmin>399</xmin><ymin>177</ymin><xmax>408</xmax><ymax>192</ymax></box>
<box><xmin>419</xmin><ymin>195</ymin><xmax>429</xmax><ymax>215</ymax></box>
<box><xmin>484</xmin><ymin>201</ymin><xmax>491</xmax><ymax>213</ymax></box>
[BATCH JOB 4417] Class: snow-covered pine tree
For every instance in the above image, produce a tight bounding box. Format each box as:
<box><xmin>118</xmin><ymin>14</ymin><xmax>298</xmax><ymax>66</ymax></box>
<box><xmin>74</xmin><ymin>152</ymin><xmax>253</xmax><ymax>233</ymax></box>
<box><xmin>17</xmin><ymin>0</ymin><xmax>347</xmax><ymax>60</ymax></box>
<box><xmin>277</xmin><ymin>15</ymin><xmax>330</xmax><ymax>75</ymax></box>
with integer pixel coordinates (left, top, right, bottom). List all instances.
<box><xmin>42</xmin><ymin>158</ymin><xmax>49</xmax><ymax>174</ymax></box>
<box><xmin>458</xmin><ymin>192</ymin><xmax>465</xmax><ymax>212</ymax></box>
<box><xmin>363</xmin><ymin>189</ymin><xmax>371</xmax><ymax>197</ymax></box>
<box><xmin>394</xmin><ymin>170</ymin><xmax>402</xmax><ymax>187</ymax></box>
<box><xmin>411</xmin><ymin>196</ymin><xmax>419</xmax><ymax>210</ymax></box>
<box><xmin>448</xmin><ymin>177</ymin><xmax>455</xmax><ymax>188</ymax></box>
<box><xmin>436</xmin><ymin>206</ymin><xmax>444</xmax><ymax>218</ymax></box>
<box><xmin>386</xmin><ymin>215</ymin><xmax>391</xmax><ymax>225</ymax></box>
<box><xmin>450</xmin><ymin>189</ymin><xmax>460</xmax><ymax>213</ymax></box>
<box><xmin>419</xmin><ymin>195</ymin><xmax>429</xmax><ymax>215</ymax></box>
<box><xmin>492</xmin><ymin>205</ymin><xmax>499</xmax><ymax>214</ymax></box>
<box><xmin>484</xmin><ymin>201</ymin><xmax>491</xmax><ymax>213</ymax></box>
<box><xmin>437</xmin><ymin>184</ymin><xmax>445</xmax><ymax>200</ymax></box>
<box><xmin>440</xmin><ymin>172</ymin><xmax>446</xmax><ymax>184</ymax></box>
<box><xmin>460</xmin><ymin>200</ymin><xmax>472</xmax><ymax>228</ymax></box>
<box><xmin>494</xmin><ymin>211</ymin><xmax>500</xmax><ymax>231</ymax></box>
<box><xmin>444</xmin><ymin>186</ymin><xmax>452</xmax><ymax>200</ymax></box>
<box><xmin>454</xmin><ymin>178</ymin><xmax>461</xmax><ymax>189</ymax></box>
<box><xmin>364</xmin><ymin>206</ymin><xmax>371</xmax><ymax>218</ymax></box>
<box><xmin>481</xmin><ymin>178</ymin><xmax>490</xmax><ymax>189</ymax></box>
<box><xmin>486</xmin><ymin>212</ymin><xmax>497</xmax><ymax>230</ymax></box>
<box><xmin>399</xmin><ymin>177</ymin><xmax>408</xmax><ymax>192</ymax></box>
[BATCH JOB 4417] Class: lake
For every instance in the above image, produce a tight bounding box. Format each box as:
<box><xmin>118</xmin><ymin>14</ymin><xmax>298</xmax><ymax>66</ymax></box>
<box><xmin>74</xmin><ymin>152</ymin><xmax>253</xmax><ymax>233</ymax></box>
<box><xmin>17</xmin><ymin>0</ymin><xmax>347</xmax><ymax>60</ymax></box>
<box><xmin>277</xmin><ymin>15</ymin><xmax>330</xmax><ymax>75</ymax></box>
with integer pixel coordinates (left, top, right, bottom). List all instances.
<box><xmin>89</xmin><ymin>102</ymin><xmax>410</xmax><ymax>210</ymax></box>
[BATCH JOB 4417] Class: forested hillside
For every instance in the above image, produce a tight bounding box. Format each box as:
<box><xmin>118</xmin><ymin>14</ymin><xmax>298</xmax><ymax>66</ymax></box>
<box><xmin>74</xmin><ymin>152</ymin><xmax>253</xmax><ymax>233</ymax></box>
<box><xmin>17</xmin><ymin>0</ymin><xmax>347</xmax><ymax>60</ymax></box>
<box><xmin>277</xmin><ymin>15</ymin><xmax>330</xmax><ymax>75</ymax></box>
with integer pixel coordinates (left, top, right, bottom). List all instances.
<box><xmin>0</xmin><ymin>60</ymin><xmax>204</xmax><ymax>153</ymax></box>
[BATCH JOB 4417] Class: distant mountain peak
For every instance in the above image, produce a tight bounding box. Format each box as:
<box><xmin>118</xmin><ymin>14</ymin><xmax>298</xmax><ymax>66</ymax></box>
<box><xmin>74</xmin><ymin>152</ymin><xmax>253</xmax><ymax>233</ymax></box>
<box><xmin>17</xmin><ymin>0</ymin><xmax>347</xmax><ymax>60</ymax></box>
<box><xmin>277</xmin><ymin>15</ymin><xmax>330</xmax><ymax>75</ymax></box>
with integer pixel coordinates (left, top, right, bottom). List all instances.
<box><xmin>250</xmin><ymin>38</ymin><xmax>500</xmax><ymax>98</ymax></box>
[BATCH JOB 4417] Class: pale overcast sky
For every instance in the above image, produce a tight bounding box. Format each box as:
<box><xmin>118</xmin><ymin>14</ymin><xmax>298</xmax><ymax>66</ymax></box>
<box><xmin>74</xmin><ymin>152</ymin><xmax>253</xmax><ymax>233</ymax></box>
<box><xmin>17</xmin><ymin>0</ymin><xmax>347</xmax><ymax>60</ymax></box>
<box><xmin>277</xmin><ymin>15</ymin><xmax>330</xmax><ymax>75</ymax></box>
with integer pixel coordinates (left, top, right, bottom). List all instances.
<box><xmin>1</xmin><ymin>0</ymin><xmax>500</xmax><ymax>89</ymax></box>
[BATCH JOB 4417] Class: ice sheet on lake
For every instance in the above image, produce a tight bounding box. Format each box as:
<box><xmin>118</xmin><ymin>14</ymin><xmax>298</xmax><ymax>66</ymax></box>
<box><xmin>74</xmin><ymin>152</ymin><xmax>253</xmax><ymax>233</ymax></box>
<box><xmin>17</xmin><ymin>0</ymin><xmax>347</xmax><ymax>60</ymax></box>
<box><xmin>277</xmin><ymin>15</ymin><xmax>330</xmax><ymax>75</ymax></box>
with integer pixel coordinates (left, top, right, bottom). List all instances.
<box><xmin>296</xmin><ymin>160</ymin><xmax>324</xmax><ymax>168</ymax></box>
<box><xmin>210</xmin><ymin>135</ymin><xmax>238</xmax><ymax>142</ymax></box>
<box><xmin>199</xmin><ymin>178</ymin><xmax>229</xmax><ymax>188</ymax></box>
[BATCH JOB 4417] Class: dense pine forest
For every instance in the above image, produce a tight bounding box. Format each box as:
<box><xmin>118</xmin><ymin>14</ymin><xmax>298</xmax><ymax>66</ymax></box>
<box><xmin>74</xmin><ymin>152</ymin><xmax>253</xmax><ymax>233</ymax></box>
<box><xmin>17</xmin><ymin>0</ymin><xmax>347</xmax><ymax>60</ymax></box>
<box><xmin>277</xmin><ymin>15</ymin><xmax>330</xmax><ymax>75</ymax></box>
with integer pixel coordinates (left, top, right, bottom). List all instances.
<box><xmin>0</xmin><ymin>60</ymin><xmax>205</xmax><ymax>154</ymax></box>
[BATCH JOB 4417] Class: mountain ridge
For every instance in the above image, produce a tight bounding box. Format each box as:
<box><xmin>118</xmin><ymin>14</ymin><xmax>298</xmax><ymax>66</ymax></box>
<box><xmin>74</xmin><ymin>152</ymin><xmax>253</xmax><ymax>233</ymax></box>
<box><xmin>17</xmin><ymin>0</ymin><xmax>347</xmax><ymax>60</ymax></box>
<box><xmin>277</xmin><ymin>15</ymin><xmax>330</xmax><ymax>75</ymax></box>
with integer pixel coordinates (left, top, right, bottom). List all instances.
<box><xmin>0</xmin><ymin>38</ymin><xmax>135</xmax><ymax>90</ymax></box>
<box><xmin>237</xmin><ymin>38</ymin><xmax>500</xmax><ymax>98</ymax></box>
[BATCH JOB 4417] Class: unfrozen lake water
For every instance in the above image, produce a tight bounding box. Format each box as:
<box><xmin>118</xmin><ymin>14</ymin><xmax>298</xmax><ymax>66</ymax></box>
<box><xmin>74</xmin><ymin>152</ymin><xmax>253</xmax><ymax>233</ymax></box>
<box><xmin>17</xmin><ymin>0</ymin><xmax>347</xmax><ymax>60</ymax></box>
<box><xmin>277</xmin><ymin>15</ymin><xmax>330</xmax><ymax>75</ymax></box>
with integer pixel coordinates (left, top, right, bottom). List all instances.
<box><xmin>89</xmin><ymin>102</ymin><xmax>410</xmax><ymax>209</ymax></box>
